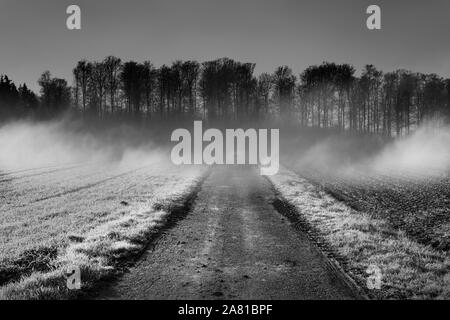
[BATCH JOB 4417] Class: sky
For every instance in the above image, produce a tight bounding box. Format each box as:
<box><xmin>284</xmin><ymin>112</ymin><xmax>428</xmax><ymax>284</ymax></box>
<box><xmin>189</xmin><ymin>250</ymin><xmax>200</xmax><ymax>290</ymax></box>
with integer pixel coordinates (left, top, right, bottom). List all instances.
<box><xmin>1</xmin><ymin>0</ymin><xmax>450</xmax><ymax>93</ymax></box>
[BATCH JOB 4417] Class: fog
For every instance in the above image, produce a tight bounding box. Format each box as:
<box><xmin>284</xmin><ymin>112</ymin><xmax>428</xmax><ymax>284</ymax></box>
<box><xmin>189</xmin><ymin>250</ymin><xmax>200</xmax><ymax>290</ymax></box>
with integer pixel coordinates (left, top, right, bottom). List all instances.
<box><xmin>282</xmin><ymin>121</ymin><xmax>450</xmax><ymax>178</ymax></box>
<box><xmin>1</xmin><ymin>118</ymin><xmax>449</xmax><ymax>178</ymax></box>
<box><xmin>371</xmin><ymin>123</ymin><xmax>450</xmax><ymax>174</ymax></box>
<box><xmin>0</xmin><ymin>118</ymin><xmax>166</xmax><ymax>172</ymax></box>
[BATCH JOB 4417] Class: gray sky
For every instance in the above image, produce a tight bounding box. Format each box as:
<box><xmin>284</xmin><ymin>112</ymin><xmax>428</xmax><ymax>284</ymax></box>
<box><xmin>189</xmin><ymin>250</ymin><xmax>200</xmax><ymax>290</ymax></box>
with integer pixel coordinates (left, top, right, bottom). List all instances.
<box><xmin>1</xmin><ymin>0</ymin><xmax>450</xmax><ymax>92</ymax></box>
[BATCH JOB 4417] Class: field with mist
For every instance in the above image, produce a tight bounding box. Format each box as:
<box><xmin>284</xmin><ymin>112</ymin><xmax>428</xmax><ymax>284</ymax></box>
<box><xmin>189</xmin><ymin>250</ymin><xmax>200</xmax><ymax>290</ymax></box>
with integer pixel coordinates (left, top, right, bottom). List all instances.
<box><xmin>0</xmin><ymin>119</ymin><xmax>206</xmax><ymax>299</ymax></box>
<box><xmin>2</xmin><ymin>0</ymin><xmax>450</xmax><ymax>301</ymax></box>
<box><xmin>282</xmin><ymin>123</ymin><xmax>450</xmax><ymax>252</ymax></box>
<box><xmin>273</xmin><ymin>123</ymin><xmax>450</xmax><ymax>298</ymax></box>
<box><xmin>0</xmin><ymin>118</ymin><xmax>449</xmax><ymax>299</ymax></box>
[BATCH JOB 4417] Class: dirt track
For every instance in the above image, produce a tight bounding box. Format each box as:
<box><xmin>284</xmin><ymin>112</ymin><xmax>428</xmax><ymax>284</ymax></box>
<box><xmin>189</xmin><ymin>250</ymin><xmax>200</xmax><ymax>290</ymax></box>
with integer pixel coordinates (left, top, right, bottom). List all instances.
<box><xmin>97</xmin><ymin>166</ymin><xmax>359</xmax><ymax>300</ymax></box>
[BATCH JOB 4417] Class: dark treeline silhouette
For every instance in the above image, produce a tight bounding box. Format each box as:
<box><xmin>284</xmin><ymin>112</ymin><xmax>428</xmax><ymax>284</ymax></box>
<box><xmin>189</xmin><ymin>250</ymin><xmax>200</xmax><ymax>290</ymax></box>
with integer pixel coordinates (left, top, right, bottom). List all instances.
<box><xmin>1</xmin><ymin>57</ymin><xmax>450</xmax><ymax>135</ymax></box>
<box><xmin>0</xmin><ymin>75</ymin><xmax>39</xmax><ymax>120</ymax></box>
<box><xmin>299</xmin><ymin>63</ymin><xmax>450</xmax><ymax>135</ymax></box>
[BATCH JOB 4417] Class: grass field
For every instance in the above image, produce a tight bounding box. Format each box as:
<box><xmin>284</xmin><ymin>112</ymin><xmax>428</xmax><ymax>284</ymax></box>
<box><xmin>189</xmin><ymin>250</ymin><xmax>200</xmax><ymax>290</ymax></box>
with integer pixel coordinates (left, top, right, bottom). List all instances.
<box><xmin>0</xmin><ymin>160</ymin><xmax>206</xmax><ymax>299</ymax></box>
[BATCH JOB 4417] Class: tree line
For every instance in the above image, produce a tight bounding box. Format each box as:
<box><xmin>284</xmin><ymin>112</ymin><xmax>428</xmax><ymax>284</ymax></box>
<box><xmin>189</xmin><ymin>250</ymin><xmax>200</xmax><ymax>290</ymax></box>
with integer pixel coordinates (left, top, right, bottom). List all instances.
<box><xmin>1</xmin><ymin>57</ymin><xmax>450</xmax><ymax>135</ymax></box>
<box><xmin>299</xmin><ymin>63</ymin><xmax>450</xmax><ymax>136</ymax></box>
<box><xmin>0</xmin><ymin>75</ymin><xmax>39</xmax><ymax>119</ymax></box>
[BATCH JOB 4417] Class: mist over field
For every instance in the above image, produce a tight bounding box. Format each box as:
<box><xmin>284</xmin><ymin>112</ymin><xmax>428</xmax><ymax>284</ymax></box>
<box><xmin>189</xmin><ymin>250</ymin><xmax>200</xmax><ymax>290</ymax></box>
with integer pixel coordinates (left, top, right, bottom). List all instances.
<box><xmin>1</xmin><ymin>117</ymin><xmax>449</xmax><ymax>176</ymax></box>
<box><xmin>1</xmin><ymin>117</ymin><xmax>450</xmax><ymax>300</ymax></box>
<box><xmin>372</xmin><ymin>122</ymin><xmax>450</xmax><ymax>174</ymax></box>
<box><xmin>0</xmin><ymin>118</ymin><xmax>166</xmax><ymax>171</ymax></box>
<box><xmin>282</xmin><ymin>121</ymin><xmax>450</xmax><ymax>177</ymax></box>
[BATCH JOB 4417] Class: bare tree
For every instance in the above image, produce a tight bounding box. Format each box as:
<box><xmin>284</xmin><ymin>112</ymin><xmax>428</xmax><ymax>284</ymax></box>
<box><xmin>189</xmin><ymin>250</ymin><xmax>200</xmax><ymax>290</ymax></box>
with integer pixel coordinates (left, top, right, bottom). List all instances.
<box><xmin>73</xmin><ymin>60</ymin><xmax>92</xmax><ymax>113</ymax></box>
<box><xmin>141</xmin><ymin>61</ymin><xmax>157</xmax><ymax>116</ymax></box>
<box><xmin>272</xmin><ymin>66</ymin><xmax>296</xmax><ymax>120</ymax></box>
<box><xmin>103</xmin><ymin>56</ymin><xmax>122</xmax><ymax>115</ymax></box>
<box><xmin>91</xmin><ymin>62</ymin><xmax>108</xmax><ymax>117</ymax></box>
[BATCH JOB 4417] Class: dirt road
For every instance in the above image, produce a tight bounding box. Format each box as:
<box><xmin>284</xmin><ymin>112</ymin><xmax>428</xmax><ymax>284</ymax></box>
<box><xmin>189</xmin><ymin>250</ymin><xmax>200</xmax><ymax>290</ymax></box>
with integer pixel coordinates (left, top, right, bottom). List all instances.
<box><xmin>97</xmin><ymin>166</ymin><xmax>359</xmax><ymax>299</ymax></box>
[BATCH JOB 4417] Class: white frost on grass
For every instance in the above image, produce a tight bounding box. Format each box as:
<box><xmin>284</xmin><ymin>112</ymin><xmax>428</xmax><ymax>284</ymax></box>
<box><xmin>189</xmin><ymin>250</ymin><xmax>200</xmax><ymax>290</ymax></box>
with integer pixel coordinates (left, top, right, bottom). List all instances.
<box><xmin>268</xmin><ymin>167</ymin><xmax>450</xmax><ymax>299</ymax></box>
<box><xmin>0</xmin><ymin>164</ymin><xmax>205</xmax><ymax>300</ymax></box>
